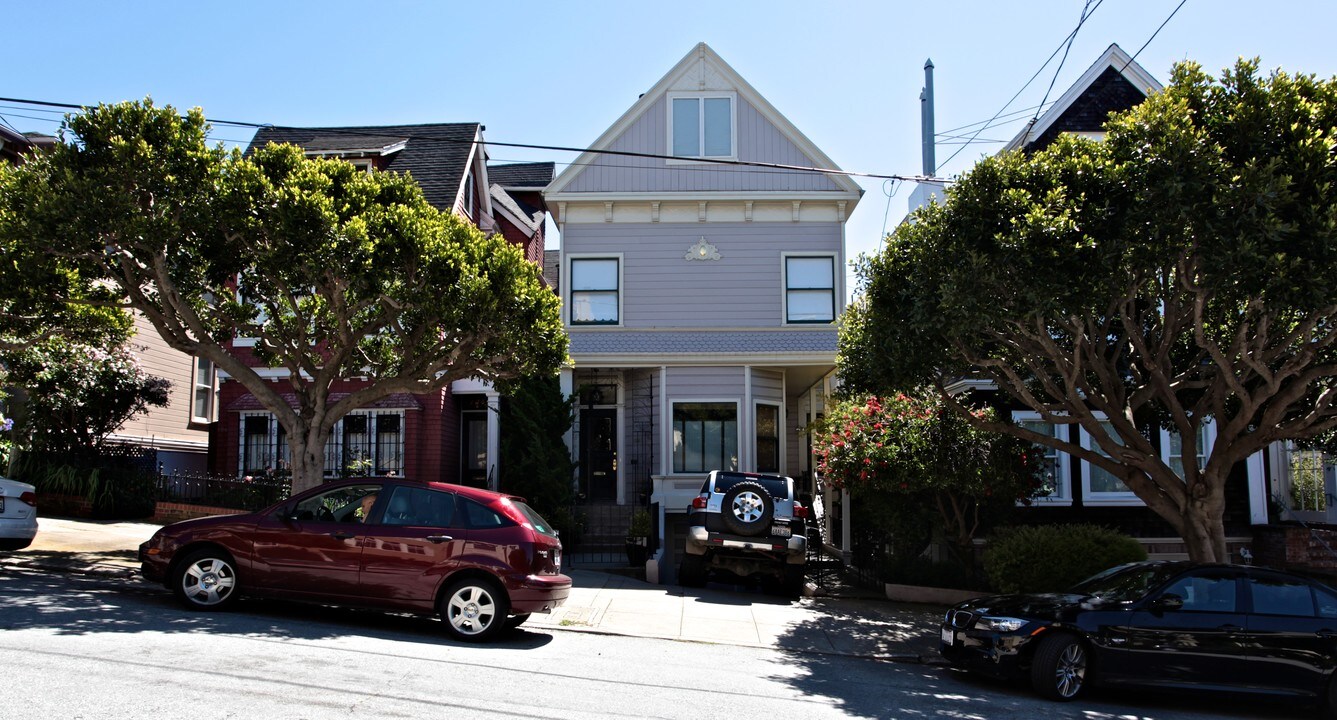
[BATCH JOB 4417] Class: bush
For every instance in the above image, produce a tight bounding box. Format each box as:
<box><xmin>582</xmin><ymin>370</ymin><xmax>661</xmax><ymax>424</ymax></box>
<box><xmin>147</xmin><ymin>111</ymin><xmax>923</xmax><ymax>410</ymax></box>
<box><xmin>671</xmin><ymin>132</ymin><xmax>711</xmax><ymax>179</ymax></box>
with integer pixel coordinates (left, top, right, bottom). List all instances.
<box><xmin>983</xmin><ymin>524</ymin><xmax>1147</xmax><ymax>593</ymax></box>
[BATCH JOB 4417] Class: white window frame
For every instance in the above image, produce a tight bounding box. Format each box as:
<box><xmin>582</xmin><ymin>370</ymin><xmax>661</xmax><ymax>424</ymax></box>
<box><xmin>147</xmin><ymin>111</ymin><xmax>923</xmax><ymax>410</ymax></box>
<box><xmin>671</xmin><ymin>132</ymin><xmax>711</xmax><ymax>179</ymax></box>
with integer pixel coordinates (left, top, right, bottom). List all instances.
<box><xmin>671</xmin><ymin>399</ymin><xmax>740</xmax><ymax>475</ymax></box>
<box><xmin>190</xmin><ymin>356</ymin><xmax>216</xmax><ymax>424</ymax></box>
<box><xmin>1012</xmin><ymin>411</ymin><xmax>1072</xmax><ymax>505</ymax></box>
<box><xmin>1161</xmin><ymin>420</ymin><xmax>1216</xmax><ymax>481</ymax></box>
<box><xmin>666</xmin><ymin>91</ymin><xmax>738</xmax><ymax>163</ymax></box>
<box><xmin>781</xmin><ymin>252</ymin><xmax>838</xmax><ymax>325</ymax></box>
<box><xmin>754</xmin><ymin>400</ymin><xmax>783</xmax><ymax>475</ymax></box>
<box><xmin>566</xmin><ymin>253</ymin><xmax>623</xmax><ymax>327</ymax></box>
<box><xmin>1080</xmin><ymin>417</ymin><xmax>1145</xmax><ymax>506</ymax></box>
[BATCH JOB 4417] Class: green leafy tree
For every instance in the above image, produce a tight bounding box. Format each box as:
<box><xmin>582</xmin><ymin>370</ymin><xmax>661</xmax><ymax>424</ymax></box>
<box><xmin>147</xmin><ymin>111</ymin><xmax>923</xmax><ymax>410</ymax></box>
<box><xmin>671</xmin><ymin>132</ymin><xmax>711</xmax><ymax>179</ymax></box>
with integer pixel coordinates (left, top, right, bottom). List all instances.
<box><xmin>840</xmin><ymin>59</ymin><xmax>1337</xmax><ymax>562</ymax></box>
<box><xmin>4</xmin><ymin>337</ymin><xmax>170</xmax><ymax>454</ymax></box>
<box><xmin>0</xmin><ymin>100</ymin><xmax>567</xmax><ymax>492</ymax></box>
<box><xmin>813</xmin><ymin>392</ymin><xmax>1043</xmax><ymax>561</ymax></box>
<box><xmin>499</xmin><ymin>375</ymin><xmax>577</xmax><ymax>511</ymax></box>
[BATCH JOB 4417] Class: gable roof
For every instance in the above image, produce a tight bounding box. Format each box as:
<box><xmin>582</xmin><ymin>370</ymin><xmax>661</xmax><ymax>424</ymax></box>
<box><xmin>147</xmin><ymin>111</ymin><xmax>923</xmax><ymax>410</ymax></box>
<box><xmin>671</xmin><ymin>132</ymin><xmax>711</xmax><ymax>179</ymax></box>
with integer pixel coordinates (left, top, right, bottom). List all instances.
<box><xmin>247</xmin><ymin>123</ymin><xmax>481</xmax><ymax>212</ymax></box>
<box><xmin>545</xmin><ymin>42</ymin><xmax>863</xmax><ymax>201</ymax></box>
<box><xmin>1003</xmin><ymin>43</ymin><xmax>1163</xmax><ymax>153</ymax></box>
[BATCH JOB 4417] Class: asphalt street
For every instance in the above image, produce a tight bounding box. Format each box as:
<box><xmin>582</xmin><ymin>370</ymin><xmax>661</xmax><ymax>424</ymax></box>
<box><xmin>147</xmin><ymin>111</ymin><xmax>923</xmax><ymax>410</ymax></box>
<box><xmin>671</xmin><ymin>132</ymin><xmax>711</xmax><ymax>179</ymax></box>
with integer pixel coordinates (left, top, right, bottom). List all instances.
<box><xmin>0</xmin><ymin>567</ymin><xmax>1310</xmax><ymax>720</ymax></box>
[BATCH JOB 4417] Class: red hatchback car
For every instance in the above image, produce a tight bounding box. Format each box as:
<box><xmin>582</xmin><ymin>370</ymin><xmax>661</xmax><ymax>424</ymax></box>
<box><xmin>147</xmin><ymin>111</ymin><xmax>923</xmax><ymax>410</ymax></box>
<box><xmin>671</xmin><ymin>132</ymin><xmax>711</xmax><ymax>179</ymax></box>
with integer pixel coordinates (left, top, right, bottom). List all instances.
<box><xmin>139</xmin><ymin>478</ymin><xmax>571</xmax><ymax>642</ymax></box>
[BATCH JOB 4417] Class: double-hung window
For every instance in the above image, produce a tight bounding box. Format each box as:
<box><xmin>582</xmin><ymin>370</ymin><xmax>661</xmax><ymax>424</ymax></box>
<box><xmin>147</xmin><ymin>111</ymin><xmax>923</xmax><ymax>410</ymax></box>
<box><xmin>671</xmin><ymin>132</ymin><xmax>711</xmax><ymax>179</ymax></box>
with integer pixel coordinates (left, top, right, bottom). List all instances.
<box><xmin>191</xmin><ymin>356</ymin><xmax>215</xmax><ymax>423</ymax></box>
<box><xmin>785</xmin><ymin>255</ymin><xmax>836</xmax><ymax>323</ymax></box>
<box><xmin>570</xmin><ymin>257</ymin><xmax>619</xmax><ymax>325</ymax></box>
<box><xmin>670</xmin><ymin>93</ymin><xmax>735</xmax><ymax>159</ymax></box>
<box><xmin>1013</xmin><ymin>412</ymin><xmax>1070</xmax><ymax>503</ymax></box>
<box><xmin>1164</xmin><ymin>422</ymin><xmax>1212</xmax><ymax>479</ymax></box>
<box><xmin>755</xmin><ymin>403</ymin><xmax>780</xmax><ymax>474</ymax></box>
<box><xmin>1081</xmin><ymin>420</ymin><xmax>1142</xmax><ymax>505</ymax></box>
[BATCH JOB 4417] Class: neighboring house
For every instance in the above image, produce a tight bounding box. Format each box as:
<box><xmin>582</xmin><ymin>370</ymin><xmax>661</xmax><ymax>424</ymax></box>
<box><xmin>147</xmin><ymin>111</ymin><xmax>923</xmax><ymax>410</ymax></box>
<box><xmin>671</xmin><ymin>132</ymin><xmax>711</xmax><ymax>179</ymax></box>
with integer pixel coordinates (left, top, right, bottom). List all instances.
<box><xmin>912</xmin><ymin>44</ymin><xmax>1269</xmax><ymax>558</ymax></box>
<box><xmin>0</xmin><ymin>129</ymin><xmax>209</xmax><ymax>475</ymax></box>
<box><xmin>543</xmin><ymin>43</ymin><xmax>863</xmax><ymax>578</ymax></box>
<box><xmin>212</xmin><ymin>124</ymin><xmax>551</xmax><ymax>488</ymax></box>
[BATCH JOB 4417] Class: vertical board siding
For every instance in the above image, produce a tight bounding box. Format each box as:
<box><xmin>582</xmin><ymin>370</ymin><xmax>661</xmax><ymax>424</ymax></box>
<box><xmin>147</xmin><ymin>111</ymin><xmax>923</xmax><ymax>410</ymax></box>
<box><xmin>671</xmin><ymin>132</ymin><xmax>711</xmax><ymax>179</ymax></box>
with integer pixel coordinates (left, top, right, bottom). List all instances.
<box><xmin>565</xmin><ymin>222</ymin><xmax>841</xmax><ymax>328</ymax></box>
<box><xmin>565</xmin><ymin>96</ymin><xmax>843</xmax><ymax>194</ymax></box>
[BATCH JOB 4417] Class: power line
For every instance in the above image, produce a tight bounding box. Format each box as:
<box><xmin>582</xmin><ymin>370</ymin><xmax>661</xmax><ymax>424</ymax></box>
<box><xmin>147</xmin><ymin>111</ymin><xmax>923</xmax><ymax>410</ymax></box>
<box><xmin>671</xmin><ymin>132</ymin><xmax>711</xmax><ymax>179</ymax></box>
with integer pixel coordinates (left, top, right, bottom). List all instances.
<box><xmin>935</xmin><ymin>0</ymin><xmax>1105</xmax><ymax>173</ymax></box>
<box><xmin>1122</xmin><ymin>0</ymin><xmax>1189</xmax><ymax>73</ymax></box>
<box><xmin>934</xmin><ymin>101</ymin><xmax>1055</xmax><ymax>137</ymax></box>
<box><xmin>1026</xmin><ymin>0</ymin><xmax>1098</xmax><ymax>140</ymax></box>
<box><xmin>0</xmin><ymin>95</ymin><xmax>927</xmax><ymax>184</ymax></box>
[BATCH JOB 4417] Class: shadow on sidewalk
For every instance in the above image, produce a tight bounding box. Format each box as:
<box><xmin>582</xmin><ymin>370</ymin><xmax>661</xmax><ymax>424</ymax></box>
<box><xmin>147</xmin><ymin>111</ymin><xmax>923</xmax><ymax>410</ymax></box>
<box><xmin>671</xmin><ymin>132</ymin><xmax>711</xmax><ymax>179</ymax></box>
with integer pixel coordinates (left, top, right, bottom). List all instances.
<box><xmin>0</xmin><ymin>567</ymin><xmax>555</xmax><ymax>650</ymax></box>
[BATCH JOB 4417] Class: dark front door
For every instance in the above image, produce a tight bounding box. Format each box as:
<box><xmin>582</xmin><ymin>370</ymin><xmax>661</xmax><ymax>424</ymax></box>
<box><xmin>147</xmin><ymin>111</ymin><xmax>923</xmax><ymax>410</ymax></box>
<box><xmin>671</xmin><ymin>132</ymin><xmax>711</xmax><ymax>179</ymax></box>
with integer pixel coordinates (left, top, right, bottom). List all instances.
<box><xmin>580</xmin><ymin>408</ymin><xmax>617</xmax><ymax>502</ymax></box>
<box><xmin>460</xmin><ymin>409</ymin><xmax>488</xmax><ymax>488</ymax></box>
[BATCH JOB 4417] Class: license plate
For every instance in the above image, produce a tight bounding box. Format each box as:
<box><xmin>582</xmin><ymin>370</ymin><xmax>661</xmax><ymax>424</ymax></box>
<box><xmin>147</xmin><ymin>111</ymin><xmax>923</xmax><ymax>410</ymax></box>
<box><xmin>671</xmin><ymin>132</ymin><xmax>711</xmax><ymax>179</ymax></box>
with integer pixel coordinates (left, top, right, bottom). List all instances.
<box><xmin>941</xmin><ymin>628</ymin><xmax>955</xmax><ymax>646</ymax></box>
<box><xmin>771</xmin><ymin>524</ymin><xmax>791</xmax><ymax>538</ymax></box>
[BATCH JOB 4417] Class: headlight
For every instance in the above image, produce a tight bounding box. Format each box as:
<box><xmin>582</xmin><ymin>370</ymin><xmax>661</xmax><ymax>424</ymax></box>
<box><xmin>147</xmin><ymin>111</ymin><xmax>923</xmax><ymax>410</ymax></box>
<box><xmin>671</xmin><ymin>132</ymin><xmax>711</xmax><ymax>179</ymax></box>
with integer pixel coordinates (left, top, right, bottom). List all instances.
<box><xmin>976</xmin><ymin>616</ymin><xmax>1028</xmax><ymax>633</ymax></box>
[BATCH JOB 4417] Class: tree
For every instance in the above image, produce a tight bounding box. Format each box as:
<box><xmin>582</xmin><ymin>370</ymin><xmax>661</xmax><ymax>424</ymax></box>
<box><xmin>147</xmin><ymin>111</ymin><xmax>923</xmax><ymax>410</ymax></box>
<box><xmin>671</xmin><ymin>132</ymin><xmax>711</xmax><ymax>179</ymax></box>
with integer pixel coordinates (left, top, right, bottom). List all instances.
<box><xmin>840</xmin><ymin>59</ymin><xmax>1337</xmax><ymax>562</ymax></box>
<box><xmin>4</xmin><ymin>337</ymin><xmax>170</xmax><ymax>454</ymax></box>
<box><xmin>0</xmin><ymin>100</ymin><xmax>567</xmax><ymax>492</ymax></box>
<box><xmin>498</xmin><ymin>375</ymin><xmax>579</xmax><ymax>537</ymax></box>
<box><xmin>813</xmin><ymin>392</ymin><xmax>1042</xmax><ymax>562</ymax></box>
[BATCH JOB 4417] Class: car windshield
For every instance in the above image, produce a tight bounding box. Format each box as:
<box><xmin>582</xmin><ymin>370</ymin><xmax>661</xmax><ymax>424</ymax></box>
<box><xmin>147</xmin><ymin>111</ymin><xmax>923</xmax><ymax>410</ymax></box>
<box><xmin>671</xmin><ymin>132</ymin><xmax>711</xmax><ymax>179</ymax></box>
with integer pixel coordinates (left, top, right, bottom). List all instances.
<box><xmin>713</xmin><ymin>474</ymin><xmax>789</xmax><ymax>499</ymax></box>
<box><xmin>1069</xmin><ymin>563</ymin><xmax>1184</xmax><ymax>603</ymax></box>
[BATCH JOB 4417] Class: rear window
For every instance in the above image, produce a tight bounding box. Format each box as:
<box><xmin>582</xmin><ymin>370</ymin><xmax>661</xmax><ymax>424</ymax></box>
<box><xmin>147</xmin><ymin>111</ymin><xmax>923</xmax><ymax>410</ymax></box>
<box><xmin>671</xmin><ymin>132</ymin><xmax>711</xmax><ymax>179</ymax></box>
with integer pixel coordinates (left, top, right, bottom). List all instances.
<box><xmin>712</xmin><ymin>473</ymin><xmax>789</xmax><ymax>500</ymax></box>
<box><xmin>512</xmin><ymin>501</ymin><xmax>560</xmax><ymax>538</ymax></box>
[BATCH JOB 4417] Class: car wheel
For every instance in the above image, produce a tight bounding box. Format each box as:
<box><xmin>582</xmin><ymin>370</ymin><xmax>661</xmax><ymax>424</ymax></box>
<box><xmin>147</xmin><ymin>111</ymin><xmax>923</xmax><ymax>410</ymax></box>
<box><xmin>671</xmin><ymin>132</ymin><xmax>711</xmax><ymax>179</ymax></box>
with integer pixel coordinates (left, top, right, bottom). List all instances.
<box><xmin>1030</xmin><ymin>632</ymin><xmax>1088</xmax><ymax>701</ymax></box>
<box><xmin>680</xmin><ymin>553</ymin><xmax>707</xmax><ymax>587</ymax></box>
<box><xmin>172</xmin><ymin>548</ymin><xmax>239</xmax><ymax>611</ymax></box>
<box><xmin>720</xmin><ymin>481</ymin><xmax>774</xmax><ymax>537</ymax></box>
<box><xmin>440</xmin><ymin>577</ymin><xmax>510</xmax><ymax>642</ymax></box>
<box><xmin>504</xmin><ymin>613</ymin><xmax>531</xmax><ymax>631</ymax></box>
<box><xmin>0</xmin><ymin>538</ymin><xmax>33</xmax><ymax>551</ymax></box>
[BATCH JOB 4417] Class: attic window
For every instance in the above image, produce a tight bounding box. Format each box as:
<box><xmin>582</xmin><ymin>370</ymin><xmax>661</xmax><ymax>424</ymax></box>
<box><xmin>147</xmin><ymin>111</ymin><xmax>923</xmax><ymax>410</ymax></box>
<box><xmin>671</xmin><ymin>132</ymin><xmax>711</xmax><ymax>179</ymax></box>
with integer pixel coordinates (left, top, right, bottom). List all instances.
<box><xmin>669</xmin><ymin>93</ymin><xmax>735</xmax><ymax>159</ymax></box>
<box><xmin>346</xmin><ymin>159</ymin><xmax>373</xmax><ymax>173</ymax></box>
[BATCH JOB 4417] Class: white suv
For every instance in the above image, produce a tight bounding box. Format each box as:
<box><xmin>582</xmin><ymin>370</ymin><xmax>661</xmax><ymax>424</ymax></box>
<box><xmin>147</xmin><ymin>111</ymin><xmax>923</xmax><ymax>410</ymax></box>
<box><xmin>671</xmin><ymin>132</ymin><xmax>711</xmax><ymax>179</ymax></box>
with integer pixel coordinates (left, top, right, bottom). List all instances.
<box><xmin>680</xmin><ymin>471</ymin><xmax>807</xmax><ymax>595</ymax></box>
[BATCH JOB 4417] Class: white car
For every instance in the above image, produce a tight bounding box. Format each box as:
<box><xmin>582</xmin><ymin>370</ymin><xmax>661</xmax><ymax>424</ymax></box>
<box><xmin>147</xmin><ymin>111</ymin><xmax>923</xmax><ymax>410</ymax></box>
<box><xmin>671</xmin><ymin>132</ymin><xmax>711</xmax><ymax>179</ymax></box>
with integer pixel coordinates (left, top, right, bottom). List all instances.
<box><xmin>0</xmin><ymin>477</ymin><xmax>37</xmax><ymax>550</ymax></box>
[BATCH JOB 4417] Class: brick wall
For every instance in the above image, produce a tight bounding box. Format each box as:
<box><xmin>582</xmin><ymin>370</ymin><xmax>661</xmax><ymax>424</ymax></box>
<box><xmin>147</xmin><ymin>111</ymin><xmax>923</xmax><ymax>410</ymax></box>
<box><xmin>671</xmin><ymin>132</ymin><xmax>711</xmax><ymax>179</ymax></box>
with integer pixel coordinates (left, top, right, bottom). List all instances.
<box><xmin>1253</xmin><ymin>525</ymin><xmax>1337</xmax><ymax>576</ymax></box>
<box><xmin>151</xmin><ymin>502</ymin><xmax>247</xmax><ymax>524</ymax></box>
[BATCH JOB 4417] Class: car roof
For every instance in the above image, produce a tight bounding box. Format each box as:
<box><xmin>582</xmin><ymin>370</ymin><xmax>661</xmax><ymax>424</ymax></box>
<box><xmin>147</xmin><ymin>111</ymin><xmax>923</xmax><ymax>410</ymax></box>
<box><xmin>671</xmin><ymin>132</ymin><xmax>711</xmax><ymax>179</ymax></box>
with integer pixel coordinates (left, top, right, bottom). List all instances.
<box><xmin>337</xmin><ymin>476</ymin><xmax>521</xmax><ymax>504</ymax></box>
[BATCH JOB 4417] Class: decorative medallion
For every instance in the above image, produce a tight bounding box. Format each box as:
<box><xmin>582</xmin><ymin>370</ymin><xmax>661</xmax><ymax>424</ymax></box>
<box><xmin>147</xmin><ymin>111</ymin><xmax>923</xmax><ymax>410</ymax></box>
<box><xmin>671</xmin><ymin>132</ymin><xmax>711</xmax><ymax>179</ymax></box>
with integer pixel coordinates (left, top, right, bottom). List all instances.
<box><xmin>685</xmin><ymin>236</ymin><xmax>721</xmax><ymax>262</ymax></box>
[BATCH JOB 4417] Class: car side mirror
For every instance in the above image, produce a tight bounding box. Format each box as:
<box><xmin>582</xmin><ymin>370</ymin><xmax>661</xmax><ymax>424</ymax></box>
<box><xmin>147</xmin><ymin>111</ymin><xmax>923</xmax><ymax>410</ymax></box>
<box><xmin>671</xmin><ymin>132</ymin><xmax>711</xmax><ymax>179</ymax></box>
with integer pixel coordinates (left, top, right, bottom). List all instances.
<box><xmin>1152</xmin><ymin>593</ymin><xmax>1185</xmax><ymax>612</ymax></box>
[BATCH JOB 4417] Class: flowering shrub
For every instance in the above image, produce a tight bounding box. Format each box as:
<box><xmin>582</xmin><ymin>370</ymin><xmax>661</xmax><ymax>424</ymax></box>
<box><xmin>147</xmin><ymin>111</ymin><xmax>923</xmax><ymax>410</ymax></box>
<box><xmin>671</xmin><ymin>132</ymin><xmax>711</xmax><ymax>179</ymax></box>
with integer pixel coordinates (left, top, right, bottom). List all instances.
<box><xmin>814</xmin><ymin>391</ymin><xmax>1044</xmax><ymax>557</ymax></box>
<box><xmin>4</xmin><ymin>338</ymin><xmax>171</xmax><ymax>453</ymax></box>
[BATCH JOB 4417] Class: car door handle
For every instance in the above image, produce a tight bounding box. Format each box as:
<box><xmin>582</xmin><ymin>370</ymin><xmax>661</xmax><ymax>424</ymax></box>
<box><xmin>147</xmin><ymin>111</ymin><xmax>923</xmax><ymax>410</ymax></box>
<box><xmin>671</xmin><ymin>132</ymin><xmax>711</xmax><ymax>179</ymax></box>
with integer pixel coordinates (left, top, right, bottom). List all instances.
<box><xmin>425</xmin><ymin>535</ymin><xmax>453</xmax><ymax>544</ymax></box>
<box><xmin>1218</xmin><ymin>624</ymin><xmax>1243</xmax><ymax>634</ymax></box>
<box><xmin>330</xmin><ymin>531</ymin><xmax>356</xmax><ymax>540</ymax></box>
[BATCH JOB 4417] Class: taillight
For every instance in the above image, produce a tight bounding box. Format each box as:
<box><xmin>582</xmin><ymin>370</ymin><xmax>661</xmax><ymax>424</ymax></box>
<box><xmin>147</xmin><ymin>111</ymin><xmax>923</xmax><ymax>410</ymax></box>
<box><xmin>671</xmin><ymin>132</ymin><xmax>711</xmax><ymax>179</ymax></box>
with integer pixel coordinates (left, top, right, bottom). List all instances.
<box><xmin>793</xmin><ymin>502</ymin><xmax>808</xmax><ymax>519</ymax></box>
<box><xmin>691</xmin><ymin>495</ymin><xmax>708</xmax><ymax>510</ymax></box>
<box><xmin>18</xmin><ymin>491</ymin><xmax>36</xmax><ymax>507</ymax></box>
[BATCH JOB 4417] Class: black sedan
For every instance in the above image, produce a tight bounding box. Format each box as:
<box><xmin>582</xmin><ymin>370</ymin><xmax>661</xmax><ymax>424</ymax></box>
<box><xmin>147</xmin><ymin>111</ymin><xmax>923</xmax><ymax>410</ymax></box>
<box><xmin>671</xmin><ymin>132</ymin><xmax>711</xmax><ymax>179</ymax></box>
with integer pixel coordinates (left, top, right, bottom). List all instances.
<box><xmin>941</xmin><ymin>561</ymin><xmax>1337</xmax><ymax>710</ymax></box>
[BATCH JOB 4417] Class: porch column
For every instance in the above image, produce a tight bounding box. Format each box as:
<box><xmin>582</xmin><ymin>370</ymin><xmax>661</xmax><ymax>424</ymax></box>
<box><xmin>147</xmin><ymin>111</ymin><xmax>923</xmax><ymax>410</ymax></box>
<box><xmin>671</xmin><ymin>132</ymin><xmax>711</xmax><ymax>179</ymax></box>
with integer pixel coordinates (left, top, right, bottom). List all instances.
<box><xmin>560</xmin><ymin>368</ymin><xmax>575</xmax><ymax>459</ymax></box>
<box><xmin>1247</xmin><ymin>450</ymin><xmax>1268</xmax><ymax>525</ymax></box>
<box><xmin>616</xmin><ymin>377</ymin><xmax>627</xmax><ymax>505</ymax></box>
<box><xmin>486</xmin><ymin>390</ymin><xmax>501</xmax><ymax>491</ymax></box>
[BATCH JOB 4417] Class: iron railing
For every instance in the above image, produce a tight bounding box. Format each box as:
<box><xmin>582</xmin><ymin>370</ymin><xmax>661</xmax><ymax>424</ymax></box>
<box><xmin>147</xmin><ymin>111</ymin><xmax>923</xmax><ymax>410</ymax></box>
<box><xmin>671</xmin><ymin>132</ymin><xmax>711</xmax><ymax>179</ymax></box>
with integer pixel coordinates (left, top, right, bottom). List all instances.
<box><xmin>156</xmin><ymin>470</ymin><xmax>290</xmax><ymax>511</ymax></box>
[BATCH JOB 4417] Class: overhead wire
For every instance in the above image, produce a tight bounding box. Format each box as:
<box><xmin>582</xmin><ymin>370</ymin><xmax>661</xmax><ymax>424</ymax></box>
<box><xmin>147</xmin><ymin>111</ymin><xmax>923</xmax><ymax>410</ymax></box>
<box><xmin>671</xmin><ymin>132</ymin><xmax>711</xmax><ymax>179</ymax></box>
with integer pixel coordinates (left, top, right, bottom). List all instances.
<box><xmin>935</xmin><ymin>0</ymin><xmax>1105</xmax><ymax>174</ymax></box>
<box><xmin>0</xmin><ymin>94</ymin><xmax>926</xmax><ymax>184</ymax></box>
<box><xmin>1121</xmin><ymin>0</ymin><xmax>1189</xmax><ymax>73</ymax></box>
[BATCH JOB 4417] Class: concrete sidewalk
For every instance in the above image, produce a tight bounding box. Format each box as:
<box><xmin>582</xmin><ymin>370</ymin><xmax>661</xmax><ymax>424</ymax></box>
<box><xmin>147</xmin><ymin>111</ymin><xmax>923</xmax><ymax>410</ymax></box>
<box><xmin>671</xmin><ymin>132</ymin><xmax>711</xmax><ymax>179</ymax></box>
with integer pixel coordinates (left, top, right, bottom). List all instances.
<box><xmin>0</xmin><ymin>517</ymin><xmax>946</xmax><ymax>661</ymax></box>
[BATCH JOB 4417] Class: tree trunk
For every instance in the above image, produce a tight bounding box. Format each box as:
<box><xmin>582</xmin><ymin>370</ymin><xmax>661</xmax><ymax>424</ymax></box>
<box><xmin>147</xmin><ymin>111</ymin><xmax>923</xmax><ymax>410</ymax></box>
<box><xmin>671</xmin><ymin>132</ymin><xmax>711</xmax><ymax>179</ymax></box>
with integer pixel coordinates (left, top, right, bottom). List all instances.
<box><xmin>1178</xmin><ymin>493</ymin><xmax>1229</xmax><ymax>563</ymax></box>
<box><xmin>286</xmin><ymin>421</ymin><xmax>333</xmax><ymax>494</ymax></box>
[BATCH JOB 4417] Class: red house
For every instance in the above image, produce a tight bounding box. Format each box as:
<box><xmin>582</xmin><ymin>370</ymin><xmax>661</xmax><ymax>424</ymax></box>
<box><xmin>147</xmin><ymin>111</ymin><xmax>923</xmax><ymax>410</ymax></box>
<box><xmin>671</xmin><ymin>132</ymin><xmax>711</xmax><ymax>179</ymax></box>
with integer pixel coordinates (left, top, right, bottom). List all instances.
<box><xmin>211</xmin><ymin>123</ymin><xmax>554</xmax><ymax>488</ymax></box>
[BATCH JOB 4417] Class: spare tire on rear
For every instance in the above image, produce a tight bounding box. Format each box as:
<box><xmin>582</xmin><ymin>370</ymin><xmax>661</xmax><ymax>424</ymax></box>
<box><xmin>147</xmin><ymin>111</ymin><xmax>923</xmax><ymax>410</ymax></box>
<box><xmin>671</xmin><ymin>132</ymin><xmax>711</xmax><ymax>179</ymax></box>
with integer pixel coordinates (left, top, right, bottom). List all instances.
<box><xmin>721</xmin><ymin>480</ymin><xmax>774</xmax><ymax>536</ymax></box>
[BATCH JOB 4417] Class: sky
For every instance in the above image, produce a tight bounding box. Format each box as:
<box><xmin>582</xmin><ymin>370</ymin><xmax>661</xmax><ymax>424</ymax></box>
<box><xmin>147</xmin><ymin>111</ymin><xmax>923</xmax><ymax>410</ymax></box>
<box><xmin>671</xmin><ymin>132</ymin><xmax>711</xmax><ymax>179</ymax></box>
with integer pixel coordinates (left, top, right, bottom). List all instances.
<box><xmin>4</xmin><ymin>1</ymin><xmax>1335</xmax><ymax>294</ymax></box>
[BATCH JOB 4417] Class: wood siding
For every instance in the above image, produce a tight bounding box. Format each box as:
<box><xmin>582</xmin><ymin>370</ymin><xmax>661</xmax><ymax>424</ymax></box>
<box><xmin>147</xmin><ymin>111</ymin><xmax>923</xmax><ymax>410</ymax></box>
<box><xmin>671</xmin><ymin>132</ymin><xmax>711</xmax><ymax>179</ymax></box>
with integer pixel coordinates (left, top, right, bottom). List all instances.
<box><xmin>112</xmin><ymin>313</ymin><xmax>210</xmax><ymax>450</ymax></box>
<box><xmin>564</xmin><ymin>222</ymin><xmax>842</xmax><ymax>329</ymax></box>
<box><xmin>564</xmin><ymin>96</ymin><xmax>843</xmax><ymax>194</ymax></box>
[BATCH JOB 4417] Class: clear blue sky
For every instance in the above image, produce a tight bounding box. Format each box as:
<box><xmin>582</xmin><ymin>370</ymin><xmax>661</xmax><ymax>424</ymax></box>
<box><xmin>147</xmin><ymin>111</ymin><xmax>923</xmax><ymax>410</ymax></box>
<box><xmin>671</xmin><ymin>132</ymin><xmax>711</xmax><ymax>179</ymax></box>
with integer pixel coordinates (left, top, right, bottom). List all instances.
<box><xmin>4</xmin><ymin>1</ymin><xmax>1334</xmax><ymax>292</ymax></box>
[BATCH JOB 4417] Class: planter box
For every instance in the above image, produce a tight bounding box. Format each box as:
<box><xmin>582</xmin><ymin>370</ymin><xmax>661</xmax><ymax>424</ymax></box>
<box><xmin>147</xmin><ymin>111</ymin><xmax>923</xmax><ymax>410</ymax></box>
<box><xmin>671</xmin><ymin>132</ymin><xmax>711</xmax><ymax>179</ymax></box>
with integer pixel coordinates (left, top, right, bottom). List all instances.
<box><xmin>885</xmin><ymin>583</ymin><xmax>985</xmax><ymax>605</ymax></box>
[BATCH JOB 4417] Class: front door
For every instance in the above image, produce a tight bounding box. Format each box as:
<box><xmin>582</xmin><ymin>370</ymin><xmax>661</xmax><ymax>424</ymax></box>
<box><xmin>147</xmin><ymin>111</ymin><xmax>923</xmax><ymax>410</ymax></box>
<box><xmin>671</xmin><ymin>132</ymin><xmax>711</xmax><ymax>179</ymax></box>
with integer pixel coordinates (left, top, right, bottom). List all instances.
<box><xmin>580</xmin><ymin>408</ymin><xmax>617</xmax><ymax>502</ymax></box>
<box><xmin>460</xmin><ymin>408</ymin><xmax>488</xmax><ymax>488</ymax></box>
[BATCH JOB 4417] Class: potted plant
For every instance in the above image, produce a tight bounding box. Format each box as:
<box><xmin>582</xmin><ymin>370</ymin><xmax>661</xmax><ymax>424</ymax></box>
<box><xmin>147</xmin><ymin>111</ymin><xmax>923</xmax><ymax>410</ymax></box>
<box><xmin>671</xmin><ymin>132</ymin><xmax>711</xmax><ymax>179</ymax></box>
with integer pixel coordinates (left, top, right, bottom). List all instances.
<box><xmin>625</xmin><ymin>508</ymin><xmax>652</xmax><ymax>566</ymax></box>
